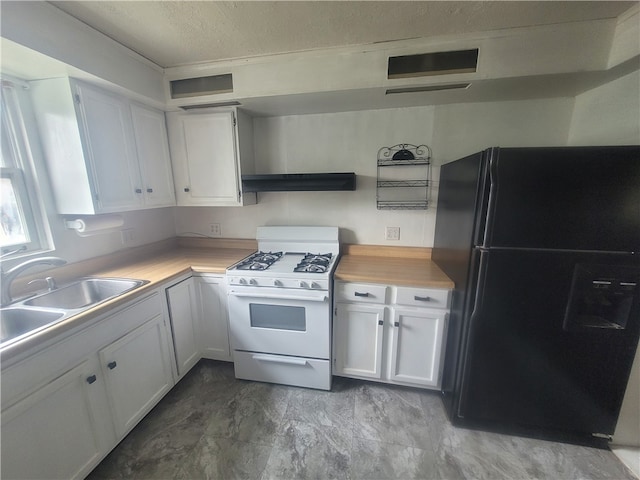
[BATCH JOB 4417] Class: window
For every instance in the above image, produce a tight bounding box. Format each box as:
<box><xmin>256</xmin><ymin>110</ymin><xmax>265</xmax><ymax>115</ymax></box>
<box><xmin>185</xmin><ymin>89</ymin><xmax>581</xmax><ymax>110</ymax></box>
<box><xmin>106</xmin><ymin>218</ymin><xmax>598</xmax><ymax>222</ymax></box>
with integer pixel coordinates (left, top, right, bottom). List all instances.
<box><xmin>1</xmin><ymin>78</ymin><xmax>50</xmax><ymax>256</ymax></box>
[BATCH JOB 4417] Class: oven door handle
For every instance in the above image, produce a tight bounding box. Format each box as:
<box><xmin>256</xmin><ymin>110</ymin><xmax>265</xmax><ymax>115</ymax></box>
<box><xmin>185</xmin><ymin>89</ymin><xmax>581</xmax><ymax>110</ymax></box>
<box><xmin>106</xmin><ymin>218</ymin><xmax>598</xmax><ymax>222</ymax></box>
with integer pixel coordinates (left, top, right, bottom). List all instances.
<box><xmin>252</xmin><ymin>354</ymin><xmax>309</xmax><ymax>366</ymax></box>
<box><xmin>228</xmin><ymin>291</ymin><xmax>328</xmax><ymax>302</ymax></box>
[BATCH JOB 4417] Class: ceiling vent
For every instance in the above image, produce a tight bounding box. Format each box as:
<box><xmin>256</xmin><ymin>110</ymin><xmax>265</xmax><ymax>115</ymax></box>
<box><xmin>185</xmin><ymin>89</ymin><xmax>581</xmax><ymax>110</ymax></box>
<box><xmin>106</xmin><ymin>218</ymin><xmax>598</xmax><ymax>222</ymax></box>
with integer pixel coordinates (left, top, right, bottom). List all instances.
<box><xmin>170</xmin><ymin>73</ymin><xmax>233</xmax><ymax>99</ymax></box>
<box><xmin>386</xmin><ymin>83</ymin><xmax>471</xmax><ymax>95</ymax></box>
<box><xmin>388</xmin><ymin>49</ymin><xmax>479</xmax><ymax>79</ymax></box>
<box><xmin>179</xmin><ymin>101</ymin><xmax>242</xmax><ymax>110</ymax></box>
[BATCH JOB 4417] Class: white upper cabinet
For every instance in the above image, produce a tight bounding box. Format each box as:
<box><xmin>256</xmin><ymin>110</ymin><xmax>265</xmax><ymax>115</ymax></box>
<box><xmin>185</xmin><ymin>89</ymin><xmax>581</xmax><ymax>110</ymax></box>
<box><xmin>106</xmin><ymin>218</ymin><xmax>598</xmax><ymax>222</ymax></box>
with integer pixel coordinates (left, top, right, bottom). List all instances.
<box><xmin>167</xmin><ymin>108</ymin><xmax>255</xmax><ymax>206</ymax></box>
<box><xmin>130</xmin><ymin>103</ymin><xmax>176</xmax><ymax>207</ymax></box>
<box><xmin>30</xmin><ymin>77</ymin><xmax>176</xmax><ymax>214</ymax></box>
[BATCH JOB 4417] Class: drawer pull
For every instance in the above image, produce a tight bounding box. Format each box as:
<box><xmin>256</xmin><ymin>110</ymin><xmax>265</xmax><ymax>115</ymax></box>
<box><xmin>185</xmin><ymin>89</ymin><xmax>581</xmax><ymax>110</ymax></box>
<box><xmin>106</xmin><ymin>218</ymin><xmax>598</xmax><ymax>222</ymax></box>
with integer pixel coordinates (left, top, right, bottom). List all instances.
<box><xmin>252</xmin><ymin>354</ymin><xmax>308</xmax><ymax>366</ymax></box>
<box><xmin>86</xmin><ymin>374</ymin><xmax>97</xmax><ymax>384</ymax></box>
<box><xmin>414</xmin><ymin>295</ymin><xmax>431</xmax><ymax>302</ymax></box>
<box><xmin>107</xmin><ymin>361</ymin><xmax>117</xmax><ymax>370</ymax></box>
<box><xmin>378</xmin><ymin>320</ymin><xmax>384</xmax><ymax>326</ymax></box>
<box><xmin>354</xmin><ymin>292</ymin><xmax>369</xmax><ymax>297</ymax></box>
<box><xmin>394</xmin><ymin>321</ymin><xmax>400</xmax><ymax>327</ymax></box>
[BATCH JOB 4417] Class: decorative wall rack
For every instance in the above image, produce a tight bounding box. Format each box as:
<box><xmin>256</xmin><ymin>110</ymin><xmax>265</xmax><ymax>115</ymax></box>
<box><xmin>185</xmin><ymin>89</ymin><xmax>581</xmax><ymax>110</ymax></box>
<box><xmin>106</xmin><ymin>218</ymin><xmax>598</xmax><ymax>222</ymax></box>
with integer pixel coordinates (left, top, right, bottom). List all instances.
<box><xmin>376</xmin><ymin>143</ymin><xmax>432</xmax><ymax>210</ymax></box>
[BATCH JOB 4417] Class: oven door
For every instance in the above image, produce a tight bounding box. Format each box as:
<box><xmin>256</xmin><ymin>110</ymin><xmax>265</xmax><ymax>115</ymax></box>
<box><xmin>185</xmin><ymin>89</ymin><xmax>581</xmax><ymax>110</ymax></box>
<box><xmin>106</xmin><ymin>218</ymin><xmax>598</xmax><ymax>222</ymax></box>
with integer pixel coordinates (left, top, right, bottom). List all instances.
<box><xmin>228</xmin><ymin>287</ymin><xmax>330</xmax><ymax>359</ymax></box>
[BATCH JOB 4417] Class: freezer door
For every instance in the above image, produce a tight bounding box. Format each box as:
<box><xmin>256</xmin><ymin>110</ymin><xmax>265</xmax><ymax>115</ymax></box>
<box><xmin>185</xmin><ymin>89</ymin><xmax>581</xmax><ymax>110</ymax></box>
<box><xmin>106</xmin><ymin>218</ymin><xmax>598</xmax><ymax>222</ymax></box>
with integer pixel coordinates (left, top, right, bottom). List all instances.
<box><xmin>484</xmin><ymin>146</ymin><xmax>640</xmax><ymax>252</ymax></box>
<box><xmin>456</xmin><ymin>249</ymin><xmax>640</xmax><ymax>439</ymax></box>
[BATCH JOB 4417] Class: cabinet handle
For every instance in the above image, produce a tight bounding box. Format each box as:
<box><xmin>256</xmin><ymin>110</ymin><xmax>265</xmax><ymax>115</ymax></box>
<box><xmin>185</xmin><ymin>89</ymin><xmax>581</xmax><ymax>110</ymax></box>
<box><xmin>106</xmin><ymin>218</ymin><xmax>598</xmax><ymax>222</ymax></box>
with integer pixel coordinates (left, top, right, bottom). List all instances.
<box><xmin>394</xmin><ymin>321</ymin><xmax>400</xmax><ymax>327</ymax></box>
<box><xmin>378</xmin><ymin>320</ymin><xmax>384</xmax><ymax>326</ymax></box>
<box><xmin>146</xmin><ymin>188</ymin><xmax>153</xmax><ymax>193</ymax></box>
<box><xmin>184</xmin><ymin>187</ymin><xmax>190</xmax><ymax>192</ymax></box>
<box><xmin>414</xmin><ymin>295</ymin><xmax>431</xmax><ymax>302</ymax></box>
<box><xmin>135</xmin><ymin>188</ymin><xmax>143</xmax><ymax>194</ymax></box>
<box><xmin>354</xmin><ymin>292</ymin><xmax>369</xmax><ymax>297</ymax></box>
<box><xmin>86</xmin><ymin>374</ymin><xmax>97</xmax><ymax>384</ymax></box>
<box><xmin>107</xmin><ymin>361</ymin><xmax>117</xmax><ymax>370</ymax></box>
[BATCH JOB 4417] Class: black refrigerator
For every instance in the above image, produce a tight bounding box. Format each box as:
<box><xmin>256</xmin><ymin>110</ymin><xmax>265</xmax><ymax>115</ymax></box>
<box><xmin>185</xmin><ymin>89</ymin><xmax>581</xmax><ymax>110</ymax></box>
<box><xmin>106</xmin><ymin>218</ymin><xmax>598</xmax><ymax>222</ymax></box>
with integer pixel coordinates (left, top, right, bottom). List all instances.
<box><xmin>432</xmin><ymin>146</ymin><xmax>640</xmax><ymax>448</ymax></box>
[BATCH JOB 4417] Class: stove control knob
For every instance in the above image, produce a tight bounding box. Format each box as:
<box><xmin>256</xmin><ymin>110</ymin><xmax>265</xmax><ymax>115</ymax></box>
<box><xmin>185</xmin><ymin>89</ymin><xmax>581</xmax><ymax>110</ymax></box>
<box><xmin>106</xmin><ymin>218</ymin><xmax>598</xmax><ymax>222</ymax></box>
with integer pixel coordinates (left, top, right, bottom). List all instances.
<box><xmin>311</xmin><ymin>282</ymin><xmax>321</xmax><ymax>289</ymax></box>
<box><xmin>274</xmin><ymin>280</ymin><xmax>283</xmax><ymax>287</ymax></box>
<box><xmin>299</xmin><ymin>281</ymin><xmax>309</xmax><ymax>289</ymax></box>
<box><xmin>249</xmin><ymin>278</ymin><xmax>258</xmax><ymax>286</ymax></box>
<box><xmin>239</xmin><ymin>278</ymin><xmax>247</xmax><ymax>285</ymax></box>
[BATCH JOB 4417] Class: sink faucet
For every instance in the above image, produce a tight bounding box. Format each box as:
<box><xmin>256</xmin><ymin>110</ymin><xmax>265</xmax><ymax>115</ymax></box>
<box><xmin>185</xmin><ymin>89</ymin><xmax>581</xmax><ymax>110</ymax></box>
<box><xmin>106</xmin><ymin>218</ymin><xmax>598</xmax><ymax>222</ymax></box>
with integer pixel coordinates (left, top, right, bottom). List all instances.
<box><xmin>1</xmin><ymin>257</ymin><xmax>67</xmax><ymax>306</ymax></box>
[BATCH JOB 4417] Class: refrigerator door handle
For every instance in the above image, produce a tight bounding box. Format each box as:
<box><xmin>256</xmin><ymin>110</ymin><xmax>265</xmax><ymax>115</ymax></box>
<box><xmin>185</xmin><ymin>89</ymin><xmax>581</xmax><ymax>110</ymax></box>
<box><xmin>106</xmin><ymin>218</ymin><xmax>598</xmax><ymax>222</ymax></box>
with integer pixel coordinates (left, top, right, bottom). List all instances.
<box><xmin>457</xmin><ymin>248</ymin><xmax>490</xmax><ymax>418</ymax></box>
<box><xmin>482</xmin><ymin>151</ymin><xmax>499</xmax><ymax>248</ymax></box>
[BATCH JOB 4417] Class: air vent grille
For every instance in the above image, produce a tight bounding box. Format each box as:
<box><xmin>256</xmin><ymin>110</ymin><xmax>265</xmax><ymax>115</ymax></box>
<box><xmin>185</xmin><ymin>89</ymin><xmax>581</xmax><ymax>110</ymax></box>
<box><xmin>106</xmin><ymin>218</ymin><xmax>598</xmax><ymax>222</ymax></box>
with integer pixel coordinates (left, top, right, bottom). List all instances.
<box><xmin>388</xmin><ymin>49</ymin><xmax>478</xmax><ymax>79</ymax></box>
<box><xmin>180</xmin><ymin>101</ymin><xmax>242</xmax><ymax>110</ymax></box>
<box><xmin>386</xmin><ymin>83</ymin><xmax>471</xmax><ymax>95</ymax></box>
<box><xmin>170</xmin><ymin>74</ymin><xmax>233</xmax><ymax>99</ymax></box>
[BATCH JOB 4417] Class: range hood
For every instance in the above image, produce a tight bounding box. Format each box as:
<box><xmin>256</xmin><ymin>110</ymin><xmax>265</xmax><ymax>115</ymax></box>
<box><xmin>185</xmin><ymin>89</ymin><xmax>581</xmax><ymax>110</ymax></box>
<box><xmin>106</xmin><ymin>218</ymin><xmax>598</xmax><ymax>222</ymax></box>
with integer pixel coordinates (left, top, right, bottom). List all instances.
<box><xmin>241</xmin><ymin>173</ymin><xmax>356</xmax><ymax>192</ymax></box>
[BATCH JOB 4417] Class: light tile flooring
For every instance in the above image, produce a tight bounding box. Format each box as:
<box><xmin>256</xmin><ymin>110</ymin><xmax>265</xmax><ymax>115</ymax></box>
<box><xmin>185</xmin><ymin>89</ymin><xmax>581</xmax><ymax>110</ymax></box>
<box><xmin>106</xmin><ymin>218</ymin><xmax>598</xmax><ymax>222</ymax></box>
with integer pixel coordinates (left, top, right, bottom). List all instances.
<box><xmin>88</xmin><ymin>360</ymin><xmax>637</xmax><ymax>480</ymax></box>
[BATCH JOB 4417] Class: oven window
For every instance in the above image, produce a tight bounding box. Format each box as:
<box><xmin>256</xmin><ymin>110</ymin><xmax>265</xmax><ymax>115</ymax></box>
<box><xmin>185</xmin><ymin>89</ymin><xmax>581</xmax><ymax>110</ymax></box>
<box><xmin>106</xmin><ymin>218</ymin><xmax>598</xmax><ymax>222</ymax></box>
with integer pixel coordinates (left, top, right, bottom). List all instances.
<box><xmin>249</xmin><ymin>303</ymin><xmax>306</xmax><ymax>331</ymax></box>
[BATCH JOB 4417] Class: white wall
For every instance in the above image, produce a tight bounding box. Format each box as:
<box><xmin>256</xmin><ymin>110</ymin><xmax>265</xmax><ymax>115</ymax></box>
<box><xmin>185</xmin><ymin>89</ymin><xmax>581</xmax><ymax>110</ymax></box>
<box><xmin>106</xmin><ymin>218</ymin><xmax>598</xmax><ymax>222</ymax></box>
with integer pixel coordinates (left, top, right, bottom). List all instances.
<box><xmin>1</xmin><ymin>1</ymin><xmax>165</xmax><ymax>104</ymax></box>
<box><xmin>567</xmin><ymin>70</ymin><xmax>640</xmax><ymax>145</ymax></box>
<box><xmin>174</xmin><ymin>98</ymin><xmax>574</xmax><ymax>246</ymax></box>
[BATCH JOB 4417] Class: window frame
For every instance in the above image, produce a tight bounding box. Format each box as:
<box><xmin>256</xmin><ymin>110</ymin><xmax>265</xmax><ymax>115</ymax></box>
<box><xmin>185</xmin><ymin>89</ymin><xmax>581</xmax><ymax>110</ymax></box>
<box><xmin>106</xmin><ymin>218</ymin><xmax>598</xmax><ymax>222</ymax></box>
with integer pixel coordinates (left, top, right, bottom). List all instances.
<box><xmin>1</xmin><ymin>77</ymin><xmax>52</xmax><ymax>257</ymax></box>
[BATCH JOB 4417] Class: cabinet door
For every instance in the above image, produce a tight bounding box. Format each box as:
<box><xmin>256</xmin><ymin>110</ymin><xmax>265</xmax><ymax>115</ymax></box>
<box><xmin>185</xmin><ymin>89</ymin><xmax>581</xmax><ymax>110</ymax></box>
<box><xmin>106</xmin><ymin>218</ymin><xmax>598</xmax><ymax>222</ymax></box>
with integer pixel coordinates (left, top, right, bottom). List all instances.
<box><xmin>130</xmin><ymin>103</ymin><xmax>176</xmax><ymax>207</ymax></box>
<box><xmin>74</xmin><ymin>81</ymin><xmax>143</xmax><ymax>212</ymax></box>
<box><xmin>99</xmin><ymin>315</ymin><xmax>173</xmax><ymax>438</ymax></box>
<box><xmin>166</xmin><ymin>277</ymin><xmax>200</xmax><ymax>376</ymax></box>
<box><xmin>334</xmin><ymin>303</ymin><xmax>385</xmax><ymax>379</ymax></box>
<box><xmin>168</xmin><ymin>111</ymin><xmax>242</xmax><ymax>206</ymax></box>
<box><xmin>389</xmin><ymin>308</ymin><xmax>446</xmax><ymax>387</ymax></box>
<box><xmin>196</xmin><ymin>276</ymin><xmax>231</xmax><ymax>361</ymax></box>
<box><xmin>1</xmin><ymin>360</ymin><xmax>106</xmax><ymax>480</ymax></box>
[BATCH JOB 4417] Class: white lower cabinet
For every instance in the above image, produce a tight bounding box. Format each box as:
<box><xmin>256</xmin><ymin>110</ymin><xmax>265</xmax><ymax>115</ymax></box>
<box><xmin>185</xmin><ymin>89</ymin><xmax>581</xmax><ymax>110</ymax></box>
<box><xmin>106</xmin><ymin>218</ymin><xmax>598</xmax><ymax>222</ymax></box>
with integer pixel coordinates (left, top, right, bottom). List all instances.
<box><xmin>333</xmin><ymin>303</ymin><xmax>385</xmax><ymax>379</ymax></box>
<box><xmin>166</xmin><ymin>277</ymin><xmax>200</xmax><ymax>377</ymax></box>
<box><xmin>1</xmin><ymin>359</ymin><xmax>109</xmax><ymax>480</ymax></box>
<box><xmin>333</xmin><ymin>281</ymin><xmax>450</xmax><ymax>389</ymax></box>
<box><xmin>0</xmin><ymin>292</ymin><xmax>175</xmax><ymax>480</ymax></box>
<box><xmin>99</xmin><ymin>315</ymin><xmax>174</xmax><ymax>437</ymax></box>
<box><xmin>389</xmin><ymin>307</ymin><xmax>446</xmax><ymax>387</ymax></box>
<box><xmin>165</xmin><ymin>274</ymin><xmax>232</xmax><ymax>379</ymax></box>
<box><xmin>195</xmin><ymin>275</ymin><xmax>231</xmax><ymax>361</ymax></box>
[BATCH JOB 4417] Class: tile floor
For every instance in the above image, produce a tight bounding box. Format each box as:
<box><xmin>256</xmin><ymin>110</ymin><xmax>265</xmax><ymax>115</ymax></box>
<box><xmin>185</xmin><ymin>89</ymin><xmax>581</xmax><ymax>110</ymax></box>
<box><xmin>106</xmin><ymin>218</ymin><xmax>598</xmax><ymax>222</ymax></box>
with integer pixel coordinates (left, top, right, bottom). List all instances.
<box><xmin>88</xmin><ymin>360</ymin><xmax>637</xmax><ymax>480</ymax></box>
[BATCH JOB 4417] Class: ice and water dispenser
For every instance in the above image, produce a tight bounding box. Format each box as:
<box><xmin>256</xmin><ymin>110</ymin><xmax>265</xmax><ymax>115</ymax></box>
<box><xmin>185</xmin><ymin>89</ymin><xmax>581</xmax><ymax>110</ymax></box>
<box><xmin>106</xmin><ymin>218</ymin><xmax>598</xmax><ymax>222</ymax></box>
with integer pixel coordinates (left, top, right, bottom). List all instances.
<box><xmin>564</xmin><ymin>263</ymin><xmax>639</xmax><ymax>331</ymax></box>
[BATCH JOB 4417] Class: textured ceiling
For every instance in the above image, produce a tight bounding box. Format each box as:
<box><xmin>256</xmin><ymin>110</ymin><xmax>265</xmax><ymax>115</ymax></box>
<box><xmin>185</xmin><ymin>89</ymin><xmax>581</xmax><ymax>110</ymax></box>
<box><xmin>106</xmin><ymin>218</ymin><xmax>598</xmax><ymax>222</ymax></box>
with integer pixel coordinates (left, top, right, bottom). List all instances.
<box><xmin>48</xmin><ymin>1</ymin><xmax>636</xmax><ymax>68</ymax></box>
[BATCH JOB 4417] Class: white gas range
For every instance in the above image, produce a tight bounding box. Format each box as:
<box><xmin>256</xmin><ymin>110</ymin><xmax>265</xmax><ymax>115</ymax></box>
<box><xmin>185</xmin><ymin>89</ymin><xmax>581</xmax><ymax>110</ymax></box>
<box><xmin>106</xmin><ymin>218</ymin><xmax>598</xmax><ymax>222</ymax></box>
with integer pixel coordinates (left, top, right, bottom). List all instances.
<box><xmin>226</xmin><ymin>226</ymin><xmax>340</xmax><ymax>390</ymax></box>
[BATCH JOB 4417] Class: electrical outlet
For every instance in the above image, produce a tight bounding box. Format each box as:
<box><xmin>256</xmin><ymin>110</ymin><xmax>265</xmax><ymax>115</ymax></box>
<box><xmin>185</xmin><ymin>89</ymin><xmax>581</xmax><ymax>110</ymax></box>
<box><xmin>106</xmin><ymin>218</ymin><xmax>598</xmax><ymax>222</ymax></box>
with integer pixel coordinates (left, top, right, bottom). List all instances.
<box><xmin>385</xmin><ymin>226</ymin><xmax>400</xmax><ymax>241</ymax></box>
<box><xmin>121</xmin><ymin>228</ymin><xmax>135</xmax><ymax>245</ymax></box>
<box><xmin>209</xmin><ymin>223</ymin><xmax>222</xmax><ymax>237</ymax></box>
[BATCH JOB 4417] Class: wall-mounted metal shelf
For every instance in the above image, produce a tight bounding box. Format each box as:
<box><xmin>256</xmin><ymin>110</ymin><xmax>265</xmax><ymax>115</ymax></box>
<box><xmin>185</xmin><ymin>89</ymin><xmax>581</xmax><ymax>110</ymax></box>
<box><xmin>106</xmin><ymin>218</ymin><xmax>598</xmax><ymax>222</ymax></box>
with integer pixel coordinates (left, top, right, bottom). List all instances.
<box><xmin>376</xmin><ymin>144</ymin><xmax>432</xmax><ymax>210</ymax></box>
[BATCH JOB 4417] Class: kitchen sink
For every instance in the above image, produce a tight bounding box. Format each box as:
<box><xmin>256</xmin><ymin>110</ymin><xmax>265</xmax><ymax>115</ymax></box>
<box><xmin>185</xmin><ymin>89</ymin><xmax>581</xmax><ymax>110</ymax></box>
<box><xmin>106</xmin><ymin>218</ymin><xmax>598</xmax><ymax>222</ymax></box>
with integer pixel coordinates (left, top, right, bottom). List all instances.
<box><xmin>0</xmin><ymin>307</ymin><xmax>65</xmax><ymax>344</ymax></box>
<box><xmin>23</xmin><ymin>278</ymin><xmax>147</xmax><ymax>310</ymax></box>
<box><xmin>1</xmin><ymin>277</ymin><xmax>148</xmax><ymax>348</ymax></box>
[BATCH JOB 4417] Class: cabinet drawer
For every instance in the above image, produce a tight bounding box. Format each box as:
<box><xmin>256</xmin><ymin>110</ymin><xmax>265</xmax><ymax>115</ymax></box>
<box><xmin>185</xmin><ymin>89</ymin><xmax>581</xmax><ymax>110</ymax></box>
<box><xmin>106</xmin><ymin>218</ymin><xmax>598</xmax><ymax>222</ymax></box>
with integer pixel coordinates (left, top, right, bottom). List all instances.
<box><xmin>335</xmin><ymin>282</ymin><xmax>388</xmax><ymax>304</ymax></box>
<box><xmin>233</xmin><ymin>351</ymin><xmax>330</xmax><ymax>390</ymax></box>
<box><xmin>395</xmin><ymin>287</ymin><xmax>450</xmax><ymax>309</ymax></box>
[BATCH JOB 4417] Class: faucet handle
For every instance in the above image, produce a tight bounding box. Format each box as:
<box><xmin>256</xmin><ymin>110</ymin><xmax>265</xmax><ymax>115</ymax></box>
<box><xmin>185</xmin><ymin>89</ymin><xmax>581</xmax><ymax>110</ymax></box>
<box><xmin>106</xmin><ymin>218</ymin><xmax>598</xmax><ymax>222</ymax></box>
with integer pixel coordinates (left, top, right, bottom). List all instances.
<box><xmin>28</xmin><ymin>276</ymin><xmax>58</xmax><ymax>291</ymax></box>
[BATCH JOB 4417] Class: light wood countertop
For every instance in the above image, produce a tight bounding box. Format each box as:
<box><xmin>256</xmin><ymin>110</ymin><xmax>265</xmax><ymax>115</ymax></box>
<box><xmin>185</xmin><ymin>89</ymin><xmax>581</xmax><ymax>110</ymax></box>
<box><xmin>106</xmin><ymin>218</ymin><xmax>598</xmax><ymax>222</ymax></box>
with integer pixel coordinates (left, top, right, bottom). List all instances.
<box><xmin>335</xmin><ymin>245</ymin><xmax>454</xmax><ymax>289</ymax></box>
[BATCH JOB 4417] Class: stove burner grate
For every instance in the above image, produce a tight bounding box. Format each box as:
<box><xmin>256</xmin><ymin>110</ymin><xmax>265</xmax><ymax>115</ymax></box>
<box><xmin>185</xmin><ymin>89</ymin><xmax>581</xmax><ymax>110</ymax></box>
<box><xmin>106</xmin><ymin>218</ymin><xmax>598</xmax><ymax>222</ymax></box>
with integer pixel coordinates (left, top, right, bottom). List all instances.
<box><xmin>235</xmin><ymin>251</ymin><xmax>283</xmax><ymax>271</ymax></box>
<box><xmin>293</xmin><ymin>253</ymin><xmax>333</xmax><ymax>273</ymax></box>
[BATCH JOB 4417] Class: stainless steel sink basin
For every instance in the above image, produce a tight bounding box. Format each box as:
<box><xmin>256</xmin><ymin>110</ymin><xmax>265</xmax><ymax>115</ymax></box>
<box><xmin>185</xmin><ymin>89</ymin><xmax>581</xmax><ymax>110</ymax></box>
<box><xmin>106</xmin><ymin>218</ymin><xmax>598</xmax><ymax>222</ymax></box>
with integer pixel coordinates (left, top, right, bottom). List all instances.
<box><xmin>1</xmin><ymin>277</ymin><xmax>148</xmax><ymax>348</ymax></box>
<box><xmin>24</xmin><ymin>278</ymin><xmax>147</xmax><ymax>310</ymax></box>
<box><xmin>0</xmin><ymin>308</ymin><xmax>65</xmax><ymax>344</ymax></box>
